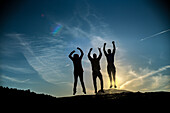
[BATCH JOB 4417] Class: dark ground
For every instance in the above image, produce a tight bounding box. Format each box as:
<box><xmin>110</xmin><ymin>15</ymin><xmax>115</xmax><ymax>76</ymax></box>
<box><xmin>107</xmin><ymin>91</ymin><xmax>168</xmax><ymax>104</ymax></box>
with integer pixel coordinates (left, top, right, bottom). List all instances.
<box><xmin>0</xmin><ymin>86</ymin><xmax>170</xmax><ymax>106</ymax></box>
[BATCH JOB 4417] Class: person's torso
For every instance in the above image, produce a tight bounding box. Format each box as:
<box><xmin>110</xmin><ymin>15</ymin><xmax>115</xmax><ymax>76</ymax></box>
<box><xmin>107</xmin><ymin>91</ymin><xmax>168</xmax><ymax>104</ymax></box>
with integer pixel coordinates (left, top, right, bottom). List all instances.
<box><xmin>91</xmin><ymin>59</ymin><xmax>101</xmax><ymax>71</ymax></box>
<box><xmin>106</xmin><ymin>53</ymin><xmax>114</xmax><ymax>66</ymax></box>
<box><xmin>72</xmin><ymin>58</ymin><xmax>83</xmax><ymax>71</ymax></box>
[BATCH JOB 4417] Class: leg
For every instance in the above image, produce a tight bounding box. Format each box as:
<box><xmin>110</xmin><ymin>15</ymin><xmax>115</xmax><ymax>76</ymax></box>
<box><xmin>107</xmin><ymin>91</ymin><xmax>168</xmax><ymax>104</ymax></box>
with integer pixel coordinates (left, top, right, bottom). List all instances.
<box><xmin>92</xmin><ymin>72</ymin><xmax>97</xmax><ymax>93</ymax></box>
<box><xmin>112</xmin><ymin>66</ymin><xmax>117</xmax><ymax>88</ymax></box>
<box><xmin>79</xmin><ymin>71</ymin><xmax>86</xmax><ymax>94</ymax></box>
<box><xmin>98</xmin><ymin>71</ymin><xmax>104</xmax><ymax>92</ymax></box>
<box><xmin>73</xmin><ymin>72</ymin><xmax>78</xmax><ymax>95</ymax></box>
<box><xmin>107</xmin><ymin>65</ymin><xmax>112</xmax><ymax>88</ymax></box>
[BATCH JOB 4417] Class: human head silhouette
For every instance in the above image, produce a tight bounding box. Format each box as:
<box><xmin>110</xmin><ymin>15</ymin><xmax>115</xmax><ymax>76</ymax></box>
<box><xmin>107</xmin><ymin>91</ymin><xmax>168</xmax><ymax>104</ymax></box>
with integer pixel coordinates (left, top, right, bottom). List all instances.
<box><xmin>93</xmin><ymin>53</ymin><xmax>97</xmax><ymax>59</ymax></box>
<box><xmin>107</xmin><ymin>49</ymin><xmax>111</xmax><ymax>54</ymax></box>
<box><xmin>73</xmin><ymin>54</ymin><xmax>79</xmax><ymax>59</ymax></box>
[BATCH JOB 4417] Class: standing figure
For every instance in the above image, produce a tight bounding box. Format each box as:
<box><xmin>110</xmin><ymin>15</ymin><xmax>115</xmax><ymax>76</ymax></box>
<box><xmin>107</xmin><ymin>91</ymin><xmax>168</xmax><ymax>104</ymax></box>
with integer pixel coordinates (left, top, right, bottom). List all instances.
<box><xmin>88</xmin><ymin>48</ymin><xmax>104</xmax><ymax>94</ymax></box>
<box><xmin>69</xmin><ymin>47</ymin><xmax>86</xmax><ymax>95</ymax></box>
<box><xmin>103</xmin><ymin>41</ymin><xmax>117</xmax><ymax>88</ymax></box>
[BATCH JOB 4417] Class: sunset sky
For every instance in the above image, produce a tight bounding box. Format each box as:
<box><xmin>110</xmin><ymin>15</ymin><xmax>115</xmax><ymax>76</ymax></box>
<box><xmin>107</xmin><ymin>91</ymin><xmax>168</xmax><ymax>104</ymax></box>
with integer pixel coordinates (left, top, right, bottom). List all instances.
<box><xmin>0</xmin><ymin>0</ymin><xmax>170</xmax><ymax>97</ymax></box>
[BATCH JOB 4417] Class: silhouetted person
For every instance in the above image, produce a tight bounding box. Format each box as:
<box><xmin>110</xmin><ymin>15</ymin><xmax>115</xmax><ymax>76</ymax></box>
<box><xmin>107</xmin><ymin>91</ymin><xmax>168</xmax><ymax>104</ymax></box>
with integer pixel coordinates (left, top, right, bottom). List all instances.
<box><xmin>69</xmin><ymin>47</ymin><xmax>86</xmax><ymax>95</ymax></box>
<box><xmin>88</xmin><ymin>48</ymin><xmax>104</xmax><ymax>94</ymax></box>
<box><xmin>103</xmin><ymin>41</ymin><xmax>117</xmax><ymax>88</ymax></box>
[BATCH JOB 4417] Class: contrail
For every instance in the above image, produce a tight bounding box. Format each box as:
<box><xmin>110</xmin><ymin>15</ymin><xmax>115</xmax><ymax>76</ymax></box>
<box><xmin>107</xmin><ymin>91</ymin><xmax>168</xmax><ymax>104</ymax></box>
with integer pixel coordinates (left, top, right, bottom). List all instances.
<box><xmin>140</xmin><ymin>29</ymin><xmax>170</xmax><ymax>41</ymax></box>
<box><xmin>120</xmin><ymin>65</ymin><xmax>170</xmax><ymax>89</ymax></box>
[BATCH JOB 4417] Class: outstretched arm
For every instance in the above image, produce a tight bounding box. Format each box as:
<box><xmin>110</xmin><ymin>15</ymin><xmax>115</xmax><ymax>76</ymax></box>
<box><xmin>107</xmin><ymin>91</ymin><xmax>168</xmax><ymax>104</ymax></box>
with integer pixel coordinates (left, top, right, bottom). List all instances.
<box><xmin>77</xmin><ymin>47</ymin><xmax>84</xmax><ymax>59</ymax></box>
<box><xmin>88</xmin><ymin>48</ymin><xmax>93</xmax><ymax>60</ymax></box>
<box><xmin>103</xmin><ymin>43</ymin><xmax>107</xmax><ymax>56</ymax></box>
<box><xmin>112</xmin><ymin>41</ymin><xmax>116</xmax><ymax>54</ymax></box>
<box><xmin>69</xmin><ymin>50</ymin><xmax>75</xmax><ymax>60</ymax></box>
<box><xmin>98</xmin><ymin>48</ymin><xmax>102</xmax><ymax>60</ymax></box>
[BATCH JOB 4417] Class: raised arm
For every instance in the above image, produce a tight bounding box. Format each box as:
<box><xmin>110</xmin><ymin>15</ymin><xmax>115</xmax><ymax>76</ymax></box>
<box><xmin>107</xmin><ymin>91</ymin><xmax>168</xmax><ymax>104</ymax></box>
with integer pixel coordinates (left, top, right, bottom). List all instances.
<box><xmin>88</xmin><ymin>48</ymin><xmax>93</xmax><ymax>60</ymax></box>
<box><xmin>112</xmin><ymin>41</ymin><xmax>116</xmax><ymax>54</ymax></box>
<box><xmin>103</xmin><ymin>43</ymin><xmax>107</xmax><ymax>56</ymax></box>
<box><xmin>69</xmin><ymin>50</ymin><xmax>75</xmax><ymax>60</ymax></box>
<box><xmin>98</xmin><ymin>48</ymin><xmax>102</xmax><ymax>60</ymax></box>
<box><xmin>77</xmin><ymin>47</ymin><xmax>84</xmax><ymax>59</ymax></box>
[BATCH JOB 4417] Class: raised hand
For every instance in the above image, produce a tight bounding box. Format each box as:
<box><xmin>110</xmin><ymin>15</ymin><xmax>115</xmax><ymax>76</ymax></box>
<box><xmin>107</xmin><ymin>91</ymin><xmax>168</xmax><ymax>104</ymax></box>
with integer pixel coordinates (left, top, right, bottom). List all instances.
<box><xmin>77</xmin><ymin>47</ymin><xmax>81</xmax><ymax>50</ymax></box>
<box><xmin>112</xmin><ymin>41</ymin><xmax>115</xmax><ymax>44</ymax></box>
<box><xmin>90</xmin><ymin>48</ymin><xmax>93</xmax><ymax>51</ymax></box>
<box><xmin>72</xmin><ymin>50</ymin><xmax>75</xmax><ymax>53</ymax></box>
<box><xmin>69</xmin><ymin>50</ymin><xmax>75</xmax><ymax>59</ymax></box>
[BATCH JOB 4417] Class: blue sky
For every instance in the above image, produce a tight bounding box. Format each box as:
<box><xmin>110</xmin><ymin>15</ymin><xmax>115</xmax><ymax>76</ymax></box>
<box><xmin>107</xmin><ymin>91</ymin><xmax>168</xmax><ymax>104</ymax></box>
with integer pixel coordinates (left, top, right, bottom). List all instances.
<box><xmin>0</xmin><ymin>0</ymin><xmax>170</xmax><ymax>97</ymax></box>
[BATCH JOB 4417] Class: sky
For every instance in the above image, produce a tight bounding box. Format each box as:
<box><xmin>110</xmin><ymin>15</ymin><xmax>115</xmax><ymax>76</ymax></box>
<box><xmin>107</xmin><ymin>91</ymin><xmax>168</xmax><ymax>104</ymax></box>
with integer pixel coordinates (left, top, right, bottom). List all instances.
<box><xmin>0</xmin><ymin>0</ymin><xmax>170</xmax><ymax>97</ymax></box>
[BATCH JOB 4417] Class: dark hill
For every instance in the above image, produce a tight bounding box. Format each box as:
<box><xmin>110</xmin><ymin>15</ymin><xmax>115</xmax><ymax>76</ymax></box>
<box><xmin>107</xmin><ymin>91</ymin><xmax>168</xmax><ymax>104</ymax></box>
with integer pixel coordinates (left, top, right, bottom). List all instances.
<box><xmin>0</xmin><ymin>86</ymin><xmax>170</xmax><ymax>105</ymax></box>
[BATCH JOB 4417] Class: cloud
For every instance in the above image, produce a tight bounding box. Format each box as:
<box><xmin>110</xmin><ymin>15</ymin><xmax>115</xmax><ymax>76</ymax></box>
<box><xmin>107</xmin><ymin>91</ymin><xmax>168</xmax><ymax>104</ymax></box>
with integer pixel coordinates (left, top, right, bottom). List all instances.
<box><xmin>128</xmin><ymin>68</ymin><xmax>138</xmax><ymax>77</ymax></box>
<box><xmin>6</xmin><ymin>33</ymin><xmax>68</xmax><ymax>84</ymax></box>
<box><xmin>5</xmin><ymin>33</ymin><xmax>24</xmax><ymax>38</ymax></box>
<box><xmin>65</xmin><ymin>26</ymin><xmax>90</xmax><ymax>39</ymax></box>
<box><xmin>120</xmin><ymin>65</ymin><xmax>170</xmax><ymax>89</ymax></box>
<box><xmin>140</xmin><ymin>55</ymin><xmax>152</xmax><ymax>65</ymax></box>
<box><xmin>0</xmin><ymin>65</ymin><xmax>35</xmax><ymax>74</ymax></box>
<box><xmin>1</xmin><ymin>74</ymin><xmax>30</xmax><ymax>83</ymax></box>
<box><xmin>90</xmin><ymin>36</ymin><xmax>106</xmax><ymax>48</ymax></box>
<box><xmin>65</xmin><ymin>64</ymin><xmax>70</xmax><ymax>67</ymax></box>
<box><xmin>140</xmin><ymin>29</ymin><xmax>170</xmax><ymax>41</ymax></box>
<box><xmin>150</xmin><ymin>74</ymin><xmax>169</xmax><ymax>90</ymax></box>
<box><xmin>21</xmin><ymin>39</ymin><xmax>66</xmax><ymax>84</ymax></box>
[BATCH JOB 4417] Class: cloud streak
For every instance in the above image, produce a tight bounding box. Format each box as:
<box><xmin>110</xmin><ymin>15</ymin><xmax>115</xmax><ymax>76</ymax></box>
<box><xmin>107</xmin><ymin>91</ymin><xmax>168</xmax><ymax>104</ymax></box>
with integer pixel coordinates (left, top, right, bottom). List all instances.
<box><xmin>20</xmin><ymin>37</ymin><xmax>66</xmax><ymax>84</ymax></box>
<box><xmin>120</xmin><ymin>65</ymin><xmax>170</xmax><ymax>89</ymax></box>
<box><xmin>6</xmin><ymin>33</ymin><xmax>67</xmax><ymax>84</ymax></box>
<box><xmin>0</xmin><ymin>65</ymin><xmax>35</xmax><ymax>74</ymax></box>
<box><xmin>1</xmin><ymin>75</ymin><xmax>30</xmax><ymax>83</ymax></box>
<box><xmin>140</xmin><ymin>29</ymin><xmax>170</xmax><ymax>41</ymax></box>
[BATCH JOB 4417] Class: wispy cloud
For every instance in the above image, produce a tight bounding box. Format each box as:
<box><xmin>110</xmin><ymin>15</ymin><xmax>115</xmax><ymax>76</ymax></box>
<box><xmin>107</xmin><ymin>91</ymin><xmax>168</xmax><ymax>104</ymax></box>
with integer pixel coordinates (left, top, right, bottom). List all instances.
<box><xmin>6</xmin><ymin>33</ymin><xmax>67</xmax><ymax>84</ymax></box>
<box><xmin>0</xmin><ymin>65</ymin><xmax>35</xmax><ymax>74</ymax></box>
<box><xmin>21</xmin><ymin>37</ymin><xmax>67</xmax><ymax>84</ymax></box>
<box><xmin>1</xmin><ymin>74</ymin><xmax>30</xmax><ymax>83</ymax></box>
<box><xmin>140</xmin><ymin>55</ymin><xmax>152</xmax><ymax>65</ymax></box>
<box><xmin>120</xmin><ymin>65</ymin><xmax>170</xmax><ymax>89</ymax></box>
<box><xmin>150</xmin><ymin>74</ymin><xmax>170</xmax><ymax>90</ymax></box>
<box><xmin>5</xmin><ymin>33</ymin><xmax>24</xmax><ymax>38</ymax></box>
<box><xmin>91</xmin><ymin>36</ymin><xmax>106</xmax><ymax>48</ymax></box>
<box><xmin>140</xmin><ymin>29</ymin><xmax>170</xmax><ymax>41</ymax></box>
